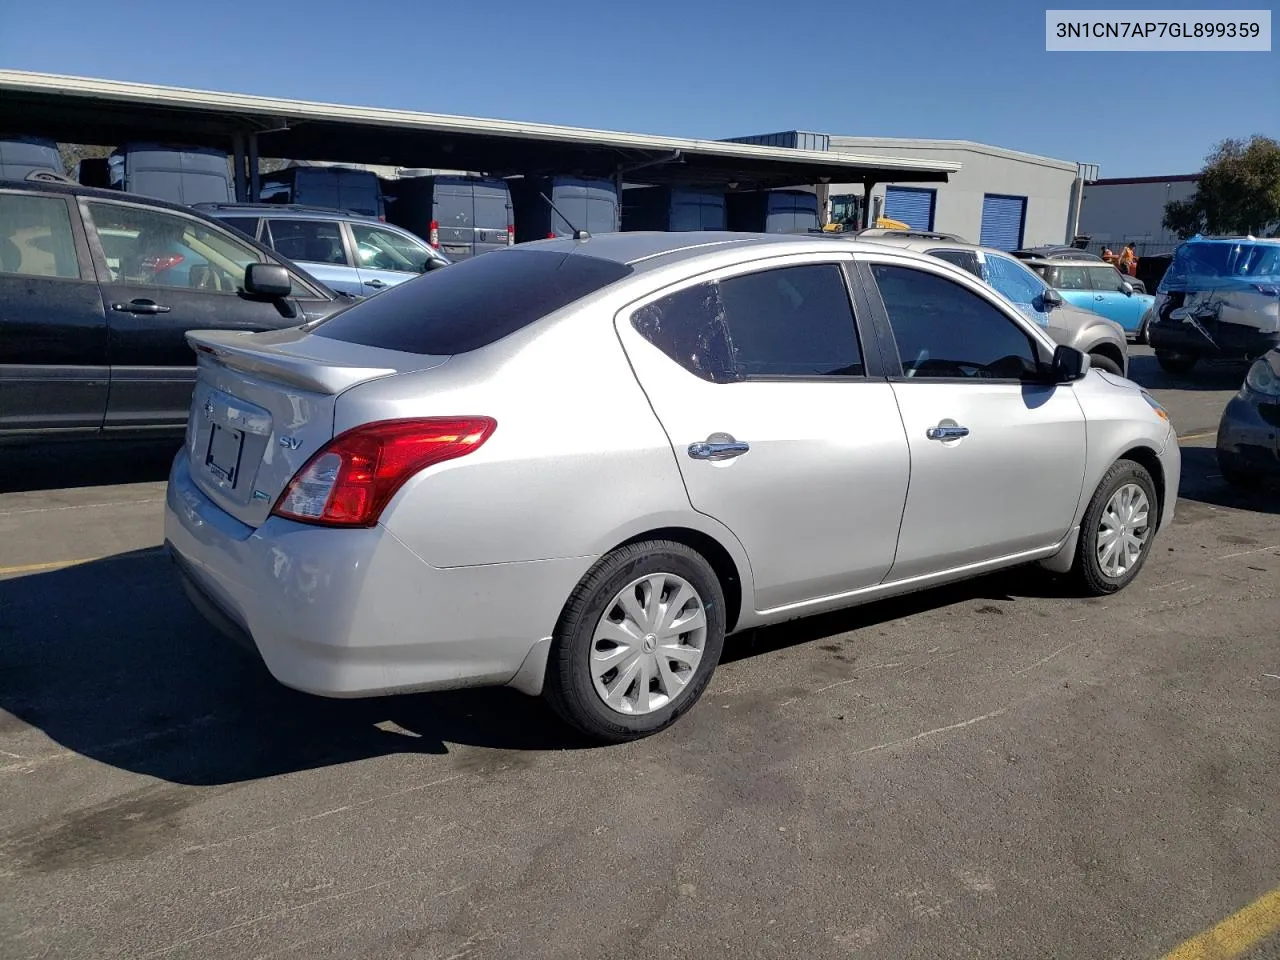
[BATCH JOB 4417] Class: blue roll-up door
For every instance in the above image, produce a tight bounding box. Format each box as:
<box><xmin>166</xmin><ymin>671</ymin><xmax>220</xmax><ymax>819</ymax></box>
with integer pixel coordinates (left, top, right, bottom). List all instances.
<box><xmin>883</xmin><ymin>186</ymin><xmax>935</xmax><ymax>230</ymax></box>
<box><xmin>979</xmin><ymin>194</ymin><xmax>1027</xmax><ymax>250</ymax></box>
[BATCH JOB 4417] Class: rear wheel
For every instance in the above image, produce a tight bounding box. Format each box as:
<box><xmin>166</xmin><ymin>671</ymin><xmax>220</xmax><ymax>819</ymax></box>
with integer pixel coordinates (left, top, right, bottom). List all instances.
<box><xmin>1089</xmin><ymin>352</ymin><xmax>1124</xmax><ymax>376</ymax></box>
<box><xmin>544</xmin><ymin>540</ymin><xmax>726</xmax><ymax>743</ymax></box>
<box><xmin>1072</xmin><ymin>460</ymin><xmax>1158</xmax><ymax>596</ymax></box>
<box><xmin>1155</xmin><ymin>350</ymin><xmax>1198</xmax><ymax>375</ymax></box>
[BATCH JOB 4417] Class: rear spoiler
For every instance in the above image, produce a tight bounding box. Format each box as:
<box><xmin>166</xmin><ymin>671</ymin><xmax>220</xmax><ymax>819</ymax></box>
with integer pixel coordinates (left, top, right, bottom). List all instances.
<box><xmin>186</xmin><ymin>329</ymin><xmax>399</xmax><ymax>396</ymax></box>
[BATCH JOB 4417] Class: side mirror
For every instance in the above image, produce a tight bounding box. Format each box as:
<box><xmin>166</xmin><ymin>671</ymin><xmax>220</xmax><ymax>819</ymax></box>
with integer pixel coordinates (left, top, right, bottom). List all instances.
<box><xmin>1042</xmin><ymin>287</ymin><xmax>1063</xmax><ymax>307</ymax></box>
<box><xmin>1051</xmin><ymin>344</ymin><xmax>1090</xmax><ymax>383</ymax></box>
<box><xmin>1121</xmin><ymin>281</ymin><xmax>1134</xmax><ymax>296</ymax></box>
<box><xmin>244</xmin><ymin>263</ymin><xmax>292</xmax><ymax>299</ymax></box>
<box><xmin>424</xmin><ymin>257</ymin><xmax>449</xmax><ymax>272</ymax></box>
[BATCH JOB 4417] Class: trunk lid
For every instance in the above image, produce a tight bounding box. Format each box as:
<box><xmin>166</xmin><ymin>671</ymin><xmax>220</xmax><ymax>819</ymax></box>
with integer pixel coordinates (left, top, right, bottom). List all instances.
<box><xmin>183</xmin><ymin>327</ymin><xmax>449</xmax><ymax>528</ymax></box>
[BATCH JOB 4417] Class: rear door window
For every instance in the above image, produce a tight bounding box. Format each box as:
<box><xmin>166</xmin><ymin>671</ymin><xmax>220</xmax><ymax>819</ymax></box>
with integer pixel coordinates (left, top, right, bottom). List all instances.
<box><xmin>313</xmin><ymin>249</ymin><xmax>633</xmax><ymax>354</ymax></box>
<box><xmin>631</xmin><ymin>263</ymin><xmax>863</xmax><ymax>382</ymax></box>
<box><xmin>266</xmin><ymin>219</ymin><xmax>348</xmax><ymax>265</ymax></box>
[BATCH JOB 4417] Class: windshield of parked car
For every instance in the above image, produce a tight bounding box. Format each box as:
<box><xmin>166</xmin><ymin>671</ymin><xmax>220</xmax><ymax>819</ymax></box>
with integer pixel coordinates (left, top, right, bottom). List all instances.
<box><xmin>312</xmin><ymin>249</ymin><xmax>633</xmax><ymax>354</ymax></box>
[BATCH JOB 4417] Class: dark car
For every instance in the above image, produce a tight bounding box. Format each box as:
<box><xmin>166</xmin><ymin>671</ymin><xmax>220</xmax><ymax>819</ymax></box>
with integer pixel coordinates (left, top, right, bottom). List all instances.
<box><xmin>1217</xmin><ymin>348</ymin><xmax>1280</xmax><ymax>486</ymax></box>
<box><xmin>0</xmin><ymin>176</ymin><xmax>355</xmax><ymax>442</ymax></box>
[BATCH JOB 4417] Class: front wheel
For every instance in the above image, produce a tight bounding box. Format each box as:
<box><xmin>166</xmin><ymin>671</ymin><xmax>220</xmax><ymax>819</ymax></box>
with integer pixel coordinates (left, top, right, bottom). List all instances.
<box><xmin>1072</xmin><ymin>460</ymin><xmax>1158</xmax><ymax>596</ymax></box>
<box><xmin>544</xmin><ymin>540</ymin><xmax>726</xmax><ymax>743</ymax></box>
<box><xmin>1155</xmin><ymin>350</ymin><xmax>1198</xmax><ymax>375</ymax></box>
<box><xmin>1089</xmin><ymin>353</ymin><xmax>1124</xmax><ymax>376</ymax></box>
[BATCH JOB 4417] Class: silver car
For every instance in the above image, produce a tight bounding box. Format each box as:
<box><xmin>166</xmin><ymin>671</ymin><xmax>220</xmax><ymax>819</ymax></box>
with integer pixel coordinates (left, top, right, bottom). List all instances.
<box><xmin>165</xmin><ymin>232</ymin><xmax>1180</xmax><ymax>742</ymax></box>
<box><xmin>863</xmin><ymin>236</ymin><xmax>1131</xmax><ymax>376</ymax></box>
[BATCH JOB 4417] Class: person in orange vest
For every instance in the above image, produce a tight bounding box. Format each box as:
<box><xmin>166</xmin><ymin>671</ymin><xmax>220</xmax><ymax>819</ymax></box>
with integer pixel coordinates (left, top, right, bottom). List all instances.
<box><xmin>1119</xmin><ymin>243</ymin><xmax>1138</xmax><ymax>276</ymax></box>
<box><xmin>1102</xmin><ymin>245</ymin><xmax>1117</xmax><ymax>264</ymax></box>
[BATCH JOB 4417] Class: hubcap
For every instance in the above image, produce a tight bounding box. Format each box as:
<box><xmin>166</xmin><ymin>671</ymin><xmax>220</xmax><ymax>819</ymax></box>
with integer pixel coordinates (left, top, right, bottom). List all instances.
<box><xmin>590</xmin><ymin>573</ymin><xmax>707</xmax><ymax>716</ymax></box>
<box><xmin>1096</xmin><ymin>482</ymin><xmax>1151</xmax><ymax>578</ymax></box>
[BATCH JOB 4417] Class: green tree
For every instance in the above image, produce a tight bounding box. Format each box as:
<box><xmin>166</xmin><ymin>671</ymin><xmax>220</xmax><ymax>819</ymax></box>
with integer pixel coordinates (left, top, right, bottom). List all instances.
<box><xmin>1164</xmin><ymin>135</ymin><xmax>1280</xmax><ymax>238</ymax></box>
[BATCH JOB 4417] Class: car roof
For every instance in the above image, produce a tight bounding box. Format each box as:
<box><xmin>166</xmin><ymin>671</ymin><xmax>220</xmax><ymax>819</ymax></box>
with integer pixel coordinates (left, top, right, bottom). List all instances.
<box><xmin>1025</xmin><ymin>257</ymin><xmax>1112</xmax><ymax>267</ymax></box>
<box><xmin>857</xmin><ymin>235</ymin><xmax>1019</xmax><ymax>258</ymax></box>
<box><xmin>0</xmin><ymin>175</ymin><xmax>213</xmax><ymax>216</ymax></box>
<box><xmin>196</xmin><ymin>203</ymin><xmax>385</xmax><ymax>223</ymax></box>
<box><xmin>512</xmin><ymin>230</ymin><xmax>953</xmax><ymax>272</ymax></box>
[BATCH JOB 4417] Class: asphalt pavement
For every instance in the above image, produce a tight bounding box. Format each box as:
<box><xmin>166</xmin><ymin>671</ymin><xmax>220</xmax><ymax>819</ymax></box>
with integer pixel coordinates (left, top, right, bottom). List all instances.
<box><xmin>1</xmin><ymin>347</ymin><xmax>1277</xmax><ymax>960</ymax></box>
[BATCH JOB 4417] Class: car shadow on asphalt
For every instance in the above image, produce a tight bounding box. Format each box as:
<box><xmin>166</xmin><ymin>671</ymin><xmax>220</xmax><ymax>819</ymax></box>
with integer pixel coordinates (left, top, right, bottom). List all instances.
<box><xmin>1175</xmin><ymin>446</ymin><xmax>1280</xmax><ymax>515</ymax></box>
<box><xmin>0</xmin><ymin>545</ymin><xmax>1091</xmax><ymax>785</ymax></box>
<box><xmin>1124</xmin><ymin>354</ymin><xmax>1249</xmax><ymax>393</ymax></box>
<box><xmin>0</xmin><ymin>440</ymin><xmax>180</xmax><ymax>494</ymax></box>
<box><xmin>0</xmin><ymin>549</ymin><xmax>594</xmax><ymax>787</ymax></box>
<box><xmin>722</xmin><ymin>565</ymin><xmax>1079</xmax><ymax>665</ymax></box>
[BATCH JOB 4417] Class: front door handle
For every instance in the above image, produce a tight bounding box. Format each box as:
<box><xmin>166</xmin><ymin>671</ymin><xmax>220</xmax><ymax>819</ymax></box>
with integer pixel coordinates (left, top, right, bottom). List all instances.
<box><xmin>112</xmin><ymin>299</ymin><xmax>171</xmax><ymax>315</ymax></box>
<box><xmin>688</xmin><ymin>435</ymin><xmax>750</xmax><ymax>461</ymax></box>
<box><xmin>364</xmin><ymin>279</ymin><xmax>387</xmax><ymax>289</ymax></box>
<box><xmin>926</xmin><ymin>425</ymin><xmax>969</xmax><ymax>441</ymax></box>
<box><xmin>1094</xmin><ymin>294</ymin><xmax>1105</xmax><ymax>301</ymax></box>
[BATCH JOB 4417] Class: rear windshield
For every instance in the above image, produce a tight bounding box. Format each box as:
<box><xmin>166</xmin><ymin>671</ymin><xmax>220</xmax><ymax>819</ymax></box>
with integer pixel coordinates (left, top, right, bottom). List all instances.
<box><xmin>312</xmin><ymin>249</ymin><xmax>634</xmax><ymax>354</ymax></box>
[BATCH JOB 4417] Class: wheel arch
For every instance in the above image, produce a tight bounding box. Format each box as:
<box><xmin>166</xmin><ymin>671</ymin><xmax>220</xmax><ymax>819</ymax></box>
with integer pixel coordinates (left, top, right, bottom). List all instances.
<box><xmin>614</xmin><ymin>526</ymin><xmax>746</xmax><ymax>633</ymax></box>
<box><xmin>1085</xmin><ymin>339</ymin><xmax>1128</xmax><ymax>376</ymax></box>
<box><xmin>1115</xmin><ymin>444</ymin><xmax>1166</xmax><ymax>531</ymax></box>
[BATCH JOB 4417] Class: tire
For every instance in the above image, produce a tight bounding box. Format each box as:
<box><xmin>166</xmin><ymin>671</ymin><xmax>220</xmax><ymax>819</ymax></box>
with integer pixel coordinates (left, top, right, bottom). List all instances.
<box><xmin>1136</xmin><ymin>314</ymin><xmax>1151</xmax><ymax>346</ymax></box>
<box><xmin>1089</xmin><ymin>352</ymin><xmax>1124</xmax><ymax>376</ymax></box>
<box><xmin>544</xmin><ymin>540</ymin><xmax>726</xmax><ymax>743</ymax></box>
<box><xmin>1071</xmin><ymin>460</ymin><xmax>1159</xmax><ymax>596</ymax></box>
<box><xmin>1155</xmin><ymin>350</ymin><xmax>1198</xmax><ymax>375</ymax></box>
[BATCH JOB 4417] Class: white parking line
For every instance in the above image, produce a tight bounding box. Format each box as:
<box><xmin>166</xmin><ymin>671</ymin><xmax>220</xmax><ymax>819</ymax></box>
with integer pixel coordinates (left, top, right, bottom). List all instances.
<box><xmin>0</xmin><ymin>497</ymin><xmax>163</xmax><ymax>517</ymax></box>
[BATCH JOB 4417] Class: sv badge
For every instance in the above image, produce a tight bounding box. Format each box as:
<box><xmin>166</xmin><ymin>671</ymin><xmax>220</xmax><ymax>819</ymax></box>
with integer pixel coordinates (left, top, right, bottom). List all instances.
<box><xmin>278</xmin><ymin>435</ymin><xmax>302</xmax><ymax>450</ymax></box>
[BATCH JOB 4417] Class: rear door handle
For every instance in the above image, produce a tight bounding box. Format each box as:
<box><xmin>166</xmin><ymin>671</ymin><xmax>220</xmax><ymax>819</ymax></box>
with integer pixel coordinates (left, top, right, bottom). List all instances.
<box><xmin>364</xmin><ymin>279</ymin><xmax>387</xmax><ymax>289</ymax></box>
<box><xmin>926</xmin><ymin>425</ymin><xmax>969</xmax><ymax>441</ymax></box>
<box><xmin>688</xmin><ymin>437</ymin><xmax>750</xmax><ymax>461</ymax></box>
<box><xmin>112</xmin><ymin>299</ymin><xmax>171</xmax><ymax>315</ymax></box>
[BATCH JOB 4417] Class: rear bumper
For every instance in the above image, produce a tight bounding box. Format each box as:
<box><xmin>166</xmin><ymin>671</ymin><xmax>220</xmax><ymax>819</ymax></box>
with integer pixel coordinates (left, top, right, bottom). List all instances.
<box><xmin>164</xmin><ymin>450</ymin><xmax>578</xmax><ymax>698</ymax></box>
<box><xmin>1149</xmin><ymin>317</ymin><xmax>1280</xmax><ymax>361</ymax></box>
<box><xmin>1217</xmin><ymin>392</ymin><xmax>1280</xmax><ymax>478</ymax></box>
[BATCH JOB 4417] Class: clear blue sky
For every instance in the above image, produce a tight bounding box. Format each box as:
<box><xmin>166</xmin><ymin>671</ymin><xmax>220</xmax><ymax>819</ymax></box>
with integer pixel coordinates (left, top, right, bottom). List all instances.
<box><xmin>2</xmin><ymin>0</ymin><xmax>1275</xmax><ymax>176</ymax></box>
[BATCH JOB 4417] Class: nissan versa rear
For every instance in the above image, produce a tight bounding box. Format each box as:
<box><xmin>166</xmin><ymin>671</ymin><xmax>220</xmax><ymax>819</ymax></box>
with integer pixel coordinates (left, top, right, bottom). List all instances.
<box><xmin>166</xmin><ymin>232</ymin><xmax>1180</xmax><ymax>742</ymax></box>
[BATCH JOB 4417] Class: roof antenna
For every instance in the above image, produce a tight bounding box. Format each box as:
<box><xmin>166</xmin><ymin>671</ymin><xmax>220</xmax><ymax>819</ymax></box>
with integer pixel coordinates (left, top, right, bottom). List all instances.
<box><xmin>539</xmin><ymin>192</ymin><xmax>590</xmax><ymax>241</ymax></box>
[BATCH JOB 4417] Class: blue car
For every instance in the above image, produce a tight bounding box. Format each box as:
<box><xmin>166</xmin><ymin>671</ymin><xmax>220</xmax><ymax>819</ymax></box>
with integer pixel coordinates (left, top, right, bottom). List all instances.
<box><xmin>196</xmin><ymin>203</ymin><xmax>448</xmax><ymax>298</ymax></box>
<box><xmin>1025</xmin><ymin>258</ymin><xmax>1156</xmax><ymax>342</ymax></box>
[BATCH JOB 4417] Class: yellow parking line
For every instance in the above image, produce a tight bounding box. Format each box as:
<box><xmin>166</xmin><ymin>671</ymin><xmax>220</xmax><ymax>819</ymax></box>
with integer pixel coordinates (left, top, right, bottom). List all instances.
<box><xmin>1177</xmin><ymin>431</ymin><xmax>1216</xmax><ymax>444</ymax></box>
<box><xmin>1161</xmin><ymin>885</ymin><xmax>1280</xmax><ymax>959</ymax></box>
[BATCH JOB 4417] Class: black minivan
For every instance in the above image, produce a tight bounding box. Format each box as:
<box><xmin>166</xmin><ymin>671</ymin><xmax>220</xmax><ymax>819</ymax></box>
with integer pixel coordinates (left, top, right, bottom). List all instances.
<box><xmin>0</xmin><ymin>177</ymin><xmax>352</xmax><ymax>441</ymax></box>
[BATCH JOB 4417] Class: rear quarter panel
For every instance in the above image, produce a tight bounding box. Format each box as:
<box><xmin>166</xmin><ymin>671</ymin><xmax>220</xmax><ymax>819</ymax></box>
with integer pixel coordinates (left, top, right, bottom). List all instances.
<box><xmin>336</xmin><ymin>291</ymin><xmax>754</xmax><ymax>589</ymax></box>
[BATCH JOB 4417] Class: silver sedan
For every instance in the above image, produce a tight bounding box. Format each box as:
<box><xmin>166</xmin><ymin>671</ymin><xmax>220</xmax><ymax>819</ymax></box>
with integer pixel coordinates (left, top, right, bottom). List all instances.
<box><xmin>165</xmin><ymin>232</ymin><xmax>1181</xmax><ymax>742</ymax></box>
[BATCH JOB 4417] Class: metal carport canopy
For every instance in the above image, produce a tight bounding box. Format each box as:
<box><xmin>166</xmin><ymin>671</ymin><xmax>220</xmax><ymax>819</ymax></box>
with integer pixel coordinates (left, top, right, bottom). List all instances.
<box><xmin>0</xmin><ymin>71</ymin><xmax>960</xmax><ymax>190</ymax></box>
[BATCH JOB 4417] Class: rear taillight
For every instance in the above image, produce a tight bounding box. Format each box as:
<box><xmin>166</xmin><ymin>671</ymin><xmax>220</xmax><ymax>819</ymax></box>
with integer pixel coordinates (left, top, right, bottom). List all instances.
<box><xmin>429</xmin><ymin>220</ymin><xmax>440</xmax><ymax>248</ymax></box>
<box><xmin>507</xmin><ymin>224</ymin><xmax>515</xmax><ymax>245</ymax></box>
<box><xmin>272</xmin><ymin>417</ymin><xmax>497</xmax><ymax>527</ymax></box>
<box><xmin>546</xmin><ymin>231</ymin><xmax>556</xmax><ymax>239</ymax></box>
